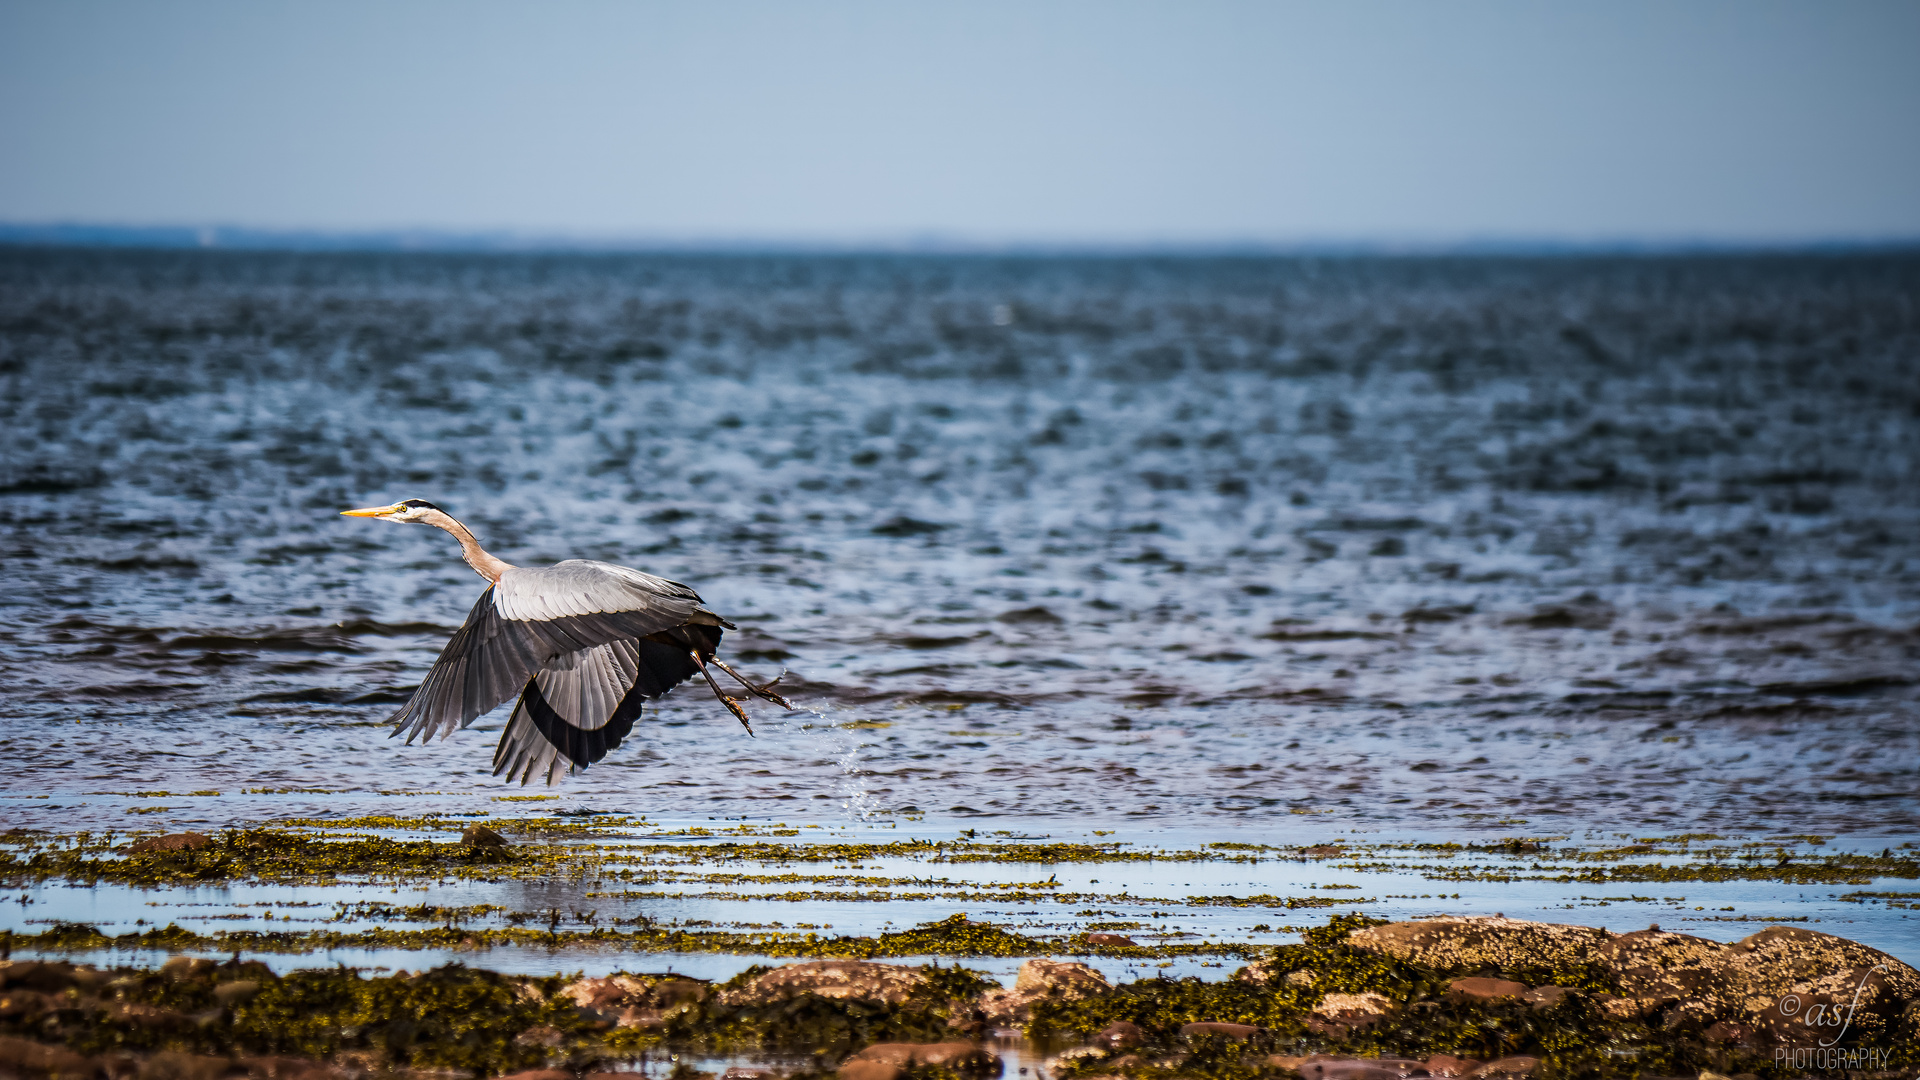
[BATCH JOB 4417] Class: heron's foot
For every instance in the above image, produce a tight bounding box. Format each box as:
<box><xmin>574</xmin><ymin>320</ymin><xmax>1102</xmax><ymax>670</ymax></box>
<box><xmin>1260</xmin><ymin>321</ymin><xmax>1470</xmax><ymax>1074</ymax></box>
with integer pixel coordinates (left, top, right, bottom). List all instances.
<box><xmin>717</xmin><ymin>693</ymin><xmax>756</xmax><ymax>736</ymax></box>
<box><xmin>712</xmin><ymin>658</ymin><xmax>797</xmax><ymax>710</ymax></box>
<box><xmin>693</xmin><ymin>651</ymin><xmax>758</xmax><ymax>736</ymax></box>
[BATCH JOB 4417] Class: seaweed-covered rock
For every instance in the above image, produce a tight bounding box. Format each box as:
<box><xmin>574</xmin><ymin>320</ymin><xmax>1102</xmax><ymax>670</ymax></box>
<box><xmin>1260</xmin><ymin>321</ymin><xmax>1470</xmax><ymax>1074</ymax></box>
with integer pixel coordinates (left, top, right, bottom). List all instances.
<box><xmin>979</xmin><ymin>960</ymin><xmax>1109</xmax><ymax>1026</ymax></box>
<box><xmin>723</xmin><ymin>961</ymin><xmax>929</xmax><ymax>1008</ymax></box>
<box><xmin>1305</xmin><ymin>992</ymin><xmax>1393</xmax><ymax>1037</ymax></box>
<box><xmin>1016</xmin><ymin>960</ymin><xmax>1108</xmax><ymax>999</ymax></box>
<box><xmin>128</xmin><ymin>833</ymin><xmax>211</xmax><ymax>854</ymax></box>
<box><xmin>1346</xmin><ymin>916</ymin><xmax>1609</xmax><ymax>974</ymax></box>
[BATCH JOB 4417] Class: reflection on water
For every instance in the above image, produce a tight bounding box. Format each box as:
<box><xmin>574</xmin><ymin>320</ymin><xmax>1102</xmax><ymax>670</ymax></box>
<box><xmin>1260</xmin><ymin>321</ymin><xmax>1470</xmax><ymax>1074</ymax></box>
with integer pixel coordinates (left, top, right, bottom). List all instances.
<box><xmin>1</xmin><ymin>249</ymin><xmax>1917</xmax><ymax>966</ymax></box>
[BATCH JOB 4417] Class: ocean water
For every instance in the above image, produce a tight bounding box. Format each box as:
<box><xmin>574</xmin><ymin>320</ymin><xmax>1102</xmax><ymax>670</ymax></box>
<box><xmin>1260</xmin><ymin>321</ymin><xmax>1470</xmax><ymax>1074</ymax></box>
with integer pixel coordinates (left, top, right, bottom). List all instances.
<box><xmin>3</xmin><ymin>248</ymin><xmax>1918</xmax><ymax>831</ymax></box>
<box><xmin>2</xmin><ymin>248</ymin><xmax>1918</xmax><ymax>965</ymax></box>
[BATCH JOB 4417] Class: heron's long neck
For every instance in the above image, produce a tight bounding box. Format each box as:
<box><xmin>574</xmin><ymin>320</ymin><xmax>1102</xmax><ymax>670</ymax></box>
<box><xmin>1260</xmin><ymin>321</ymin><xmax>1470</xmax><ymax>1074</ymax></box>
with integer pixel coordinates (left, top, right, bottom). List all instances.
<box><xmin>424</xmin><ymin>510</ymin><xmax>514</xmax><ymax>583</ymax></box>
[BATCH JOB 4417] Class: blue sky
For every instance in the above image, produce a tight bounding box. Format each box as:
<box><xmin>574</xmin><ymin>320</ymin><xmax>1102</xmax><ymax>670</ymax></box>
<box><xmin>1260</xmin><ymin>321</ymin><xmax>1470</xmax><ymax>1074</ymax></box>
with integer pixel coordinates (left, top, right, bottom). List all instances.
<box><xmin>1</xmin><ymin>1</ymin><xmax>1916</xmax><ymax>246</ymax></box>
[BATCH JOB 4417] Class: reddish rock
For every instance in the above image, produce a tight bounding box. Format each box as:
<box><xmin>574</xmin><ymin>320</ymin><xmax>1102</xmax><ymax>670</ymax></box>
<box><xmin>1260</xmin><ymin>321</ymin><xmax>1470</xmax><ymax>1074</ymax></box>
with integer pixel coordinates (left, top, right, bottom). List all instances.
<box><xmin>1422</xmin><ymin>1057</ymin><xmax>1484</xmax><ymax>1078</ymax></box>
<box><xmin>1178</xmin><ymin>1021</ymin><xmax>1262</xmax><ymax>1041</ymax></box>
<box><xmin>979</xmin><ymin>960</ymin><xmax>1110</xmax><ymax>1026</ymax></box>
<box><xmin>1269</xmin><ymin>1058</ymin><xmax>1427</xmax><ymax>1080</ymax></box>
<box><xmin>1467</xmin><ymin>1058</ymin><xmax>1539</xmax><ymax>1080</ymax></box>
<box><xmin>106</xmin><ymin>1001</ymin><xmax>189</xmax><ymax>1029</ymax></box>
<box><xmin>460</xmin><ymin>824</ymin><xmax>507</xmax><ymax>848</ymax></box>
<box><xmin>837</xmin><ymin>1062</ymin><xmax>898</xmax><ymax>1080</ymax></box>
<box><xmin>160</xmin><ymin>957</ymin><xmax>216</xmax><ymax>982</ymax></box>
<box><xmin>128</xmin><ymin>833</ymin><xmax>211</xmax><ymax>854</ymax></box>
<box><xmin>494</xmin><ymin>1072</ymin><xmax>572</xmax><ymax>1080</ymax></box>
<box><xmin>1305</xmin><ymin>991</ymin><xmax>1394</xmax><ymax>1037</ymax></box>
<box><xmin>1446</xmin><ymin>977</ymin><xmax>1528</xmax><ymax>1003</ymax></box>
<box><xmin>0</xmin><ymin>962</ymin><xmax>81</xmax><ymax>992</ymax></box>
<box><xmin>723</xmin><ymin>961</ymin><xmax>930</xmax><ymax>1008</ymax></box>
<box><xmin>0</xmin><ymin>1036</ymin><xmax>96</xmax><ymax>1079</ymax></box>
<box><xmin>1520</xmin><ymin>985</ymin><xmax>1570</xmax><ymax>1010</ymax></box>
<box><xmin>1014</xmin><ymin>959</ymin><xmax>1107</xmax><ymax>998</ymax></box>
<box><xmin>137</xmin><ymin>1051</ymin><xmax>233</xmax><ymax>1080</ymax></box>
<box><xmin>1092</xmin><ymin>1021</ymin><xmax>1143</xmax><ymax>1049</ymax></box>
<box><xmin>241</xmin><ymin>1057</ymin><xmax>337</xmax><ymax>1080</ymax></box>
<box><xmin>0</xmin><ymin>990</ymin><xmax>50</xmax><ymax>1020</ymax></box>
<box><xmin>1084</xmin><ymin>933</ymin><xmax>1136</xmax><ymax>948</ymax></box>
<box><xmin>560</xmin><ymin>977</ymin><xmax>627</xmax><ymax>1009</ymax></box>
<box><xmin>1348</xmin><ymin>916</ymin><xmax>1608</xmax><ymax>972</ymax></box>
<box><xmin>843</xmin><ymin>1042</ymin><xmax>998</xmax><ymax>1078</ymax></box>
<box><xmin>212</xmin><ymin>981</ymin><xmax>260</xmax><ymax>1006</ymax></box>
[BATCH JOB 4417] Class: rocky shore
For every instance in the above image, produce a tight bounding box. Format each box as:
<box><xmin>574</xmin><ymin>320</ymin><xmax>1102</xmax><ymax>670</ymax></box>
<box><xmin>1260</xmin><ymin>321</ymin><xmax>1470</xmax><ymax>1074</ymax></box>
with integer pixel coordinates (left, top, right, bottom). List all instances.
<box><xmin>1</xmin><ymin>916</ymin><xmax>1913</xmax><ymax>1079</ymax></box>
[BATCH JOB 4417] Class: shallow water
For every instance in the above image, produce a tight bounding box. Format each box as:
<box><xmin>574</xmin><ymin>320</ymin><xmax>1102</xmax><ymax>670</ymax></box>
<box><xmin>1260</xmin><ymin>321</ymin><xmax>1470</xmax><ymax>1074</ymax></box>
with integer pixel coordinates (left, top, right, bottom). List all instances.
<box><xmin>2</xmin><ymin>248</ymin><xmax>1917</xmax><ymax>966</ymax></box>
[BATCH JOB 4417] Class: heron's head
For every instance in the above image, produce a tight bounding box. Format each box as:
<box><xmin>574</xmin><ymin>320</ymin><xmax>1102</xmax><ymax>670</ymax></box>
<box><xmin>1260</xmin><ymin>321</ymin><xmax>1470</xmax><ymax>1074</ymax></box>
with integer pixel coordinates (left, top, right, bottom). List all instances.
<box><xmin>340</xmin><ymin>499</ymin><xmax>444</xmax><ymax>524</ymax></box>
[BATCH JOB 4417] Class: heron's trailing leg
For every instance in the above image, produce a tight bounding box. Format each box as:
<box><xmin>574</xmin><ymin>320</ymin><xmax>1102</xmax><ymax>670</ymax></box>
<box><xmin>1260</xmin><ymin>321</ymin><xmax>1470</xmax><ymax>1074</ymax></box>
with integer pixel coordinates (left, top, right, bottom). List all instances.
<box><xmin>711</xmin><ymin>658</ymin><xmax>796</xmax><ymax>710</ymax></box>
<box><xmin>690</xmin><ymin>651</ymin><xmax>756</xmax><ymax>736</ymax></box>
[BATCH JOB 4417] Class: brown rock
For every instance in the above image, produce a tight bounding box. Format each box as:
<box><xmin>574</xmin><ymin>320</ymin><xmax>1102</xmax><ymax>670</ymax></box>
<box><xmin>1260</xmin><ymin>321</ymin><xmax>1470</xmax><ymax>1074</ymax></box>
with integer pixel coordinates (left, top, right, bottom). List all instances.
<box><xmin>1467</xmin><ymin>1058</ymin><xmax>1538</xmax><ymax>1080</ymax></box>
<box><xmin>138</xmin><ymin>1051</ymin><xmax>233</xmax><ymax>1080</ymax></box>
<box><xmin>1305</xmin><ymin>991</ymin><xmax>1394</xmax><ymax>1037</ymax></box>
<box><xmin>1596</xmin><ymin>927</ymin><xmax>1727</xmax><ymax>1016</ymax></box>
<box><xmin>1701</xmin><ymin>1020</ymin><xmax>1755</xmax><ymax>1046</ymax></box>
<box><xmin>843</xmin><ymin>1042</ymin><xmax>999</xmax><ymax>1079</ymax></box>
<box><xmin>160</xmin><ymin>956</ymin><xmax>216</xmax><ymax>982</ymax></box>
<box><xmin>1347</xmin><ymin>916</ymin><xmax>1609</xmax><ymax>972</ymax></box>
<box><xmin>0</xmin><ymin>962</ymin><xmax>79</xmax><ymax>992</ymax></box>
<box><xmin>560</xmin><ymin>976</ymin><xmax>628</xmax><ymax>1009</ymax></box>
<box><xmin>1294</xmin><ymin>1059</ymin><xmax>1427</xmax><ymax>1080</ymax></box>
<box><xmin>128</xmin><ymin>832</ymin><xmax>211</xmax><ymax>854</ymax></box>
<box><xmin>1178</xmin><ymin>1022</ymin><xmax>1262</xmax><ymax>1041</ymax></box>
<box><xmin>1446</xmin><ymin>977</ymin><xmax>1528</xmax><ymax>1003</ymax></box>
<box><xmin>0</xmin><ymin>990</ymin><xmax>50</xmax><ymax>1020</ymax></box>
<box><xmin>723</xmin><ymin>961</ymin><xmax>929</xmax><ymax>1008</ymax></box>
<box><xmin>106</xmin><ymin>1001</ymin><xmax>189</xmax><ymax>1029</ymax></box>
<box><xmin>1722</xmin><ymin>925</ymin><xmax>1920</xmax><ymax>1040</ymax></box>
<box><xmin>1014</xmin><ymin>959</ymin><xmax>1108</xmax><ymax>999</ymax></box>
<box><xmin>649</xmin><ymin>976</ymin><xmax>708</xmax><ymax>1007</ymax></box>
<box><xmin>1422</xmin><ymin>1056</ymin><xmax>1484</xmax><ymax>1078</ymax></box>
<box><xmin>460</xmin><ymin>824</ymin><xmax>507</xmax><ymax>848</ymax></box>
<box><xmin>837</xmin><ymin>1063</ymin><xmax>898</xmax><ymax>1080</ymax></box>
<box><xmin>1092</xmin><ymin>1021</ymin><xmax>1143</xmax><ymax>1050</ymax></box>
<box><xmin>614</xmin><ymin>1006</ymin><xmax>665</xmax><ymax>1030</ymax></box>
<box><xmin>494</xmin><ymin>1072</ymin><xmax>572</xmax><ymax>1080</ymax></box>
<box><xmin>1519</xmin><ymin>985</ymin><xmax>1570</xmax><ymax>1010</ymax></box>
<box><xmin>511</xmin><ymin>1026</ymin><xmax>564</xmax><ymax>1048</ymax></box>
<box><xmin>0</xmin><ymin>1036</ymin><xmax>96</xmax><ymax>1079</ymax></box>
<box><xmin>1084</xmin><ymin>933</ymin><xmax>1136</xmax><ymax>948</ymax></box>
<box><xmin>240</xmin><ymin>1057</ymin><xmax>337</xmax><ymax>1080</ymax></box>
<box><xmin>721</xmin><ymin>1070</ymin><xmax>770</xmax><ymax>1080</ymax></box>
<box><xmin>213</xmin><ymin>981</ymin><xmax>260</xmax><ymax>1006</ymax></box>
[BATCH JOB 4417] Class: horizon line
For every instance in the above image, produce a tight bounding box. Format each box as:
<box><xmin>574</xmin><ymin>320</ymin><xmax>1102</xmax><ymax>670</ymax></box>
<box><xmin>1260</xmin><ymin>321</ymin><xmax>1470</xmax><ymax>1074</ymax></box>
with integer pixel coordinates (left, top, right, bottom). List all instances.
<box><xmin>3</xmin><ymin>221</ymin><xmax>1919</xmax><ymax>258</ymax></box>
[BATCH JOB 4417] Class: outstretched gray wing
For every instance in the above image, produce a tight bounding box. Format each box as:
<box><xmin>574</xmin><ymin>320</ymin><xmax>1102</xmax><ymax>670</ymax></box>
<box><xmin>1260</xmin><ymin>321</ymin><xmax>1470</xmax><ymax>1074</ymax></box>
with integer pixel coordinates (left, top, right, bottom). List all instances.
<box><xmin>388</xmin><ymin>560</ymin><xmax>724</xmax><ymax>745</ymax></box>
<box><xmin>490</xmin><ymin>631</ymin><xmax>715</xmax><ymax>785</ymax></box>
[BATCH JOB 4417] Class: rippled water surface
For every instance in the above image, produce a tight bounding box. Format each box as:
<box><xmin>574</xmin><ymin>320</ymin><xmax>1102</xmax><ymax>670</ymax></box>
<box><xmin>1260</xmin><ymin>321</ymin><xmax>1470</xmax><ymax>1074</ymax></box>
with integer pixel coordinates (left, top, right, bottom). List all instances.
<box><xmin>2</xmin><ymin>249</ymin><xmax>1918</xmax><ymax>961</ymax></box>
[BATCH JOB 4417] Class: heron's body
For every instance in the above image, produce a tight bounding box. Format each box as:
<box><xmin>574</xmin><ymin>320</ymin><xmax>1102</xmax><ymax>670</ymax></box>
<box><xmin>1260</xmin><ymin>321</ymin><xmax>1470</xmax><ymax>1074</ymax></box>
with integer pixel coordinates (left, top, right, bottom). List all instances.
<box><xmin>343</xmin><ymin>500</ymin><xmax>791</xmax><ymax>784</ymax></box>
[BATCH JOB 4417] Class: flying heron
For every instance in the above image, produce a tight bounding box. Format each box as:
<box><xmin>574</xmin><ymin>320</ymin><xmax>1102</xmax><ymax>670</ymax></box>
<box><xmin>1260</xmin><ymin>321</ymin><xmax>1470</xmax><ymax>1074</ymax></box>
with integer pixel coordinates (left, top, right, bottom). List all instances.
<box><xmin>342</xmin><ymin>499</ymin><xmax>793</xmax><ymax>784</ymax></box>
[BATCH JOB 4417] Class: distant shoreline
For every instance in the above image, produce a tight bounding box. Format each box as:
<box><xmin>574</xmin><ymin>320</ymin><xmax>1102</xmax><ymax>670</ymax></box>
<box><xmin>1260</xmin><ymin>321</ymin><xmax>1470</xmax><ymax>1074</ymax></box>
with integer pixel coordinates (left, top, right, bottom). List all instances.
<box><xmin>3</xmin><ymin>222</ymin><xmax>1918</xmax><ymax>258</ymax></box>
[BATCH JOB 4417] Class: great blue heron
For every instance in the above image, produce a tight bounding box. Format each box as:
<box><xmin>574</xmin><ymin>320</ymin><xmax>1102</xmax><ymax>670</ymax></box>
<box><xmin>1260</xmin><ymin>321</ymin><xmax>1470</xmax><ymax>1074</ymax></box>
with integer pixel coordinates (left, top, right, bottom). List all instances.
<box><xmin>341</xmin><ymin>499</ymin><xmax>793</xmax><ymax>784</ymax></box>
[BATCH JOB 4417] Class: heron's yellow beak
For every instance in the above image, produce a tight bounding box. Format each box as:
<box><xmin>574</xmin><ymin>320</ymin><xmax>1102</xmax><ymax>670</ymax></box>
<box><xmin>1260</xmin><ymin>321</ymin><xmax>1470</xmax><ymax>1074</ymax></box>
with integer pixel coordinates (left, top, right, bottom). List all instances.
<box><xmin>341</xmin><ymin>503</ymin><xmax>403</xmax><ymax>518</ymax></box>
